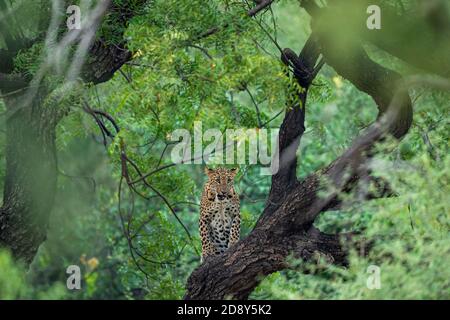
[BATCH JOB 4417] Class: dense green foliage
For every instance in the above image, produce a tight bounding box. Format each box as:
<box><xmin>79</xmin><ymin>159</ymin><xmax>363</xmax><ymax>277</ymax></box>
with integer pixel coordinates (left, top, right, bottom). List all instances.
<box><xmin>0</xmin><ymin>0</ymin><xmax>448</xmax><ymax>299</ymax></box>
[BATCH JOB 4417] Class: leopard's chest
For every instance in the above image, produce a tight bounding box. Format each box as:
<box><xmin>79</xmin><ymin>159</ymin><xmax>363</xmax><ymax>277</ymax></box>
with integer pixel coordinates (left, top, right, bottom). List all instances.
<box><xmin>208</xmin><ymin>200</ymin><xmax>234</xmax><ymax>228</ymax></box>
<box><xmin>207</xmin><ymin>200</ymin><xmax>236</xmax><ymax>251</ymax></box>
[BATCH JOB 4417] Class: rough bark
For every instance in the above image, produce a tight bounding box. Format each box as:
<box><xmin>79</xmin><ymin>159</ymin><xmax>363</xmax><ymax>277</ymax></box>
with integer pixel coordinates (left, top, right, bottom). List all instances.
<box><xmin>0</xmin><ymin>91</ymin><xmax>59</xmax><ymax>265</ymax></box>
<box><xmin>264</xmin><ymin>36</ymin><xmax>321</xmax><ymax>216</ymax></box>
<box><xmin>82</xmin><ymin>41</ymin><xmax>133</xmax><ymax>84</ymax></box>
<box><xmin>186</xmin><ymin>227</ymin><xmax>352</xmax><ymax>300</ymax></box>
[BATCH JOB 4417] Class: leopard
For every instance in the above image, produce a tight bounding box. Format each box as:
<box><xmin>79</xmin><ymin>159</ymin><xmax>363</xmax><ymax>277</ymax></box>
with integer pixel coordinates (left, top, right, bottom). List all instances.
<box><xmin>199</xmin><ymin>167</ymin><xmax>240</xmax><ymax>262</ymax></box>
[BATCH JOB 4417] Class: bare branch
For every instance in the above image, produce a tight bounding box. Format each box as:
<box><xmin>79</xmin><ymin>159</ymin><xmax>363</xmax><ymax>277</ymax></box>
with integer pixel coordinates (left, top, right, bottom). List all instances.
<box><xmin>248</xmin><ymin>0</ymin><xmax>275</xmax><ymax>17</ymax></box>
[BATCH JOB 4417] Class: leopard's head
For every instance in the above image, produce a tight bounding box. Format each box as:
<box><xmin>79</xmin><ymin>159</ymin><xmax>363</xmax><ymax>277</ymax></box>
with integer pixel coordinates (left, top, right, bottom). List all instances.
<box><xmin>205</xmin><ymin>167</ymin><xmax>238</xmax><ymax>201</ymax></box>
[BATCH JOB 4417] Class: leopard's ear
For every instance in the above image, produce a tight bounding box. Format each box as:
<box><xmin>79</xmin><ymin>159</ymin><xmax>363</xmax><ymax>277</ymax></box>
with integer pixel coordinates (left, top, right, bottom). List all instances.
<box><xmin>229</xmin><ymin>167</ymin><xmax>239</xmax><ymax>178</ymax></box>
<box><xmin>205</xmin><ymin>167</ymin><xmax>215</xmax><ymax>177</ymax></box>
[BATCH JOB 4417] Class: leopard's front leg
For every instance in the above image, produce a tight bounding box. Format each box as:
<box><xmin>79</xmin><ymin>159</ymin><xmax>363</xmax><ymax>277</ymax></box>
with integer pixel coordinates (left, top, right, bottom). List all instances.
<box><xmin>228</xmin><ymin>210</ymin><xmax>241</xmax><ymax>248</ymax></box>
<box><xmin>199</xmin><ymin>209</ymin><xmax>215</xmax><ymax>262</ymax></box>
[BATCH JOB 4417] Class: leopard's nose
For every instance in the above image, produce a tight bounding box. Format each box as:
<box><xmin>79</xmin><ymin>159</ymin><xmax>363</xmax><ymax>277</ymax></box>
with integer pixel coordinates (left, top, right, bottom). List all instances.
<box><xmin>217</xmin><ymin>193</ymin><xmax>226</xmax><ymax>200</ymax></box>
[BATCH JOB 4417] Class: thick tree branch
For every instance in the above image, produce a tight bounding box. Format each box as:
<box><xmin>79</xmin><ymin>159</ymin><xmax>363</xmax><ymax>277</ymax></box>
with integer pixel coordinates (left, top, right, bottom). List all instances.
<box><xmin>311</xmin><ymin>10</ymin><xmax>413</xmax><ymax>138</ymax></box>
<box><xmin>248</xmin><ymin>0</ymin><xmax>275</xmax><ymax>17</ymax></box>
<box><xmin>185</xmin><ymin>227</ymin><xmax>354</xmax><ymax>300</ymax></box>
<box><xmin>304</xmin><ymin>0</ymin><xmax>450</xmax><ymax>78</ymax></box>
<box><xmin>185</xmin><ymin>18</ymin><xmax>414</xmax><ymax>299</ymax></box>
<box><xmin>81</xmin><ymin>40</ymin><xmax>133</xmax><ymax>84</ymax></box>
<box><xmin>0</xmin><ymin>73</ymin><xmax>30</xmax><ymax>93</ymax></box>
<box><xmin>265</xmin><ymin>35</ymin><xmax>322</xmax><ymax>216</ymax></box>
<box><xmin>81</xmin><ymin>0</ymin><xmax>149</xmax><ymax>84</ymax></box>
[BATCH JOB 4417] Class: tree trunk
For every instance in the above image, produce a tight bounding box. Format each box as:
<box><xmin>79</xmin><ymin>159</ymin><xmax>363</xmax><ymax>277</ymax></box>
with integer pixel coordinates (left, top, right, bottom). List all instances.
<box><xmin>0</xmin><ymin>91</ymin><xmax>59</xmax><ymax>265</ymax></box>
<box><xmin>184</xmin><ymin>28</ymin><xmax>413</xmax><ymax>299</ymax></box>
<box><xmin>0</xmin><ymin>0</ymin><xmax>142</xmax><ymax>266</ymax></box>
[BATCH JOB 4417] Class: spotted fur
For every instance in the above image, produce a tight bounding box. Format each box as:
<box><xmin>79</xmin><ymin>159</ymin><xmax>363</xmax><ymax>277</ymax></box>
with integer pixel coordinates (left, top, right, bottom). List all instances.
<box><xmin>200</xmin><ymin>167</ymin><xmax>240</xmax><ymax>261</ymax></box>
